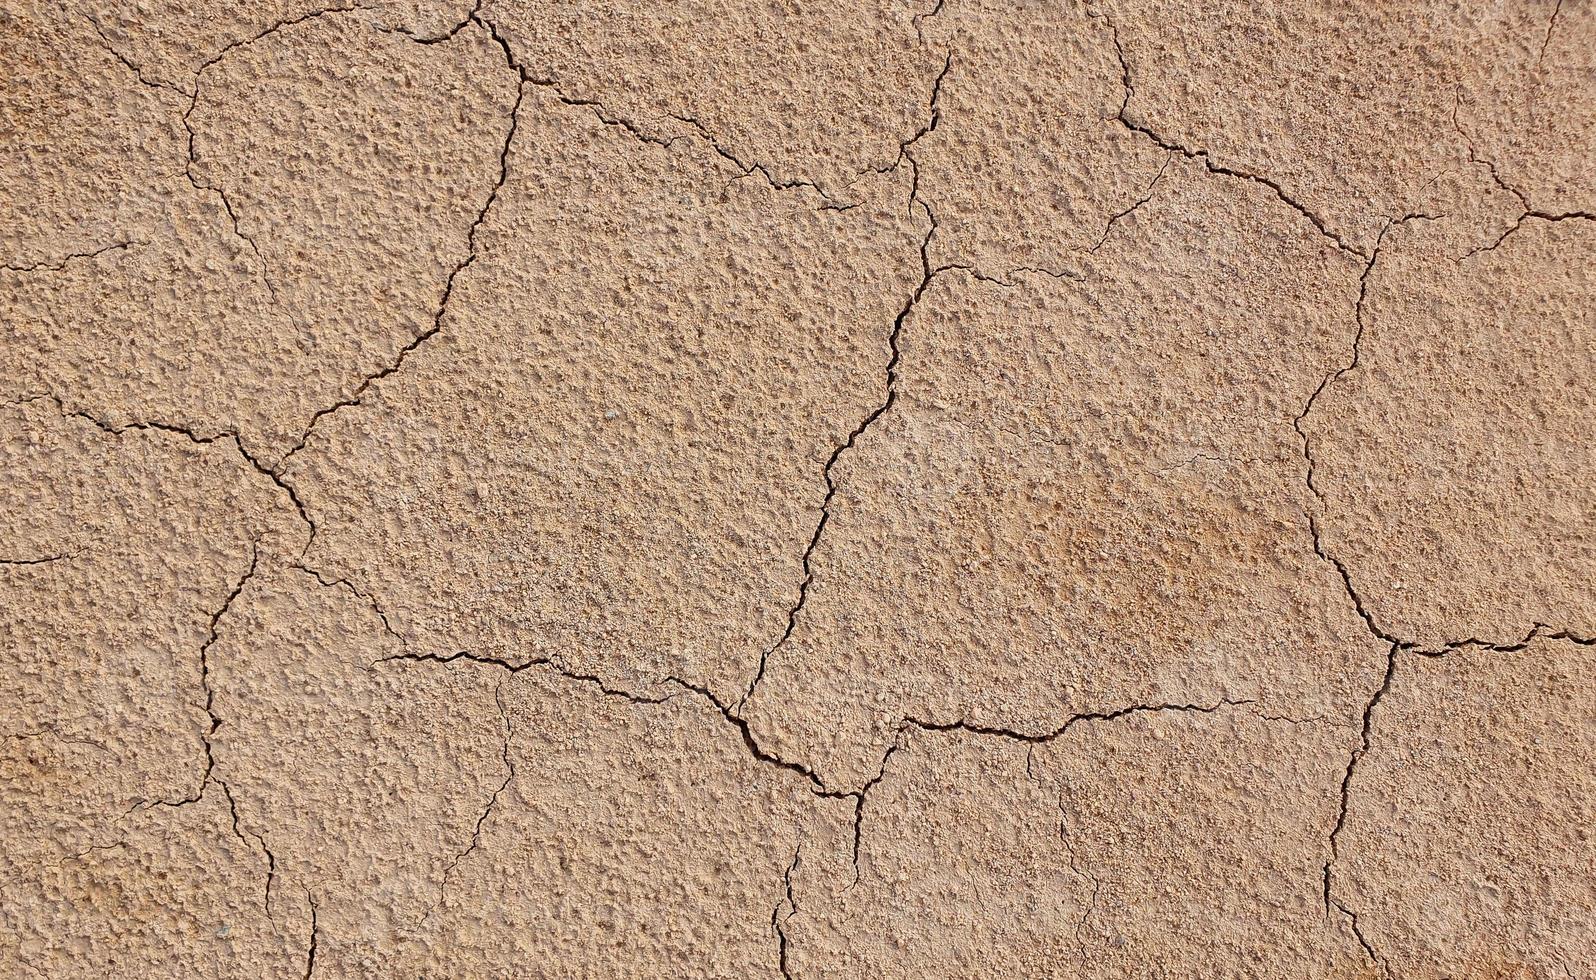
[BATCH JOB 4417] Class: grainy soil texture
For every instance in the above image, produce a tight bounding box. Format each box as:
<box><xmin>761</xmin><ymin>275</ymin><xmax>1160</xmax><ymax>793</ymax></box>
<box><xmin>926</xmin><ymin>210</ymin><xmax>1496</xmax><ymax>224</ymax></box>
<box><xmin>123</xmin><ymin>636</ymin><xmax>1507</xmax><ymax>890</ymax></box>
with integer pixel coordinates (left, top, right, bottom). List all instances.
<box><xmin>3</xmin><ymin>1</ymin><xmax>1595</xmax><ymax>977</ymax></box>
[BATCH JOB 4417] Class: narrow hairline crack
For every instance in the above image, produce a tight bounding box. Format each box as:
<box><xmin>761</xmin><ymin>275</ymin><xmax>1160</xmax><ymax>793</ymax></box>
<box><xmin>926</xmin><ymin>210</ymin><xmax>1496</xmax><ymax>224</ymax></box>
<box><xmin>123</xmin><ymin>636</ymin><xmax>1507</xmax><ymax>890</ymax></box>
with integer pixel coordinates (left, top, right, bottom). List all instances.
<box><xmin>424</xmin><ymin>681</ymin><xmax>514</xmax><ymax>923</ymax></box>
<box><xmin>174</xmin><ymin>7</ymin><xmax>378</xmax><ymax>304</ymax></box>
<box><xmin>4</xmin><ymin>240</ymin><xmax>143</xmax><ymax>274</ymax></box>
<box><xmin>121</xmin><ymin>541</ymin><xmax>279</xmax><ymax>918</ymax></box>
<box><xmin>1090</xmin><ymin>153</ymin><xmax>1173</xmax><ymax>253</ymax></box>
<box><xmin>288</xmin><ymin>563</ymin><xmax>405</xmax><ymax>645</ymax></box>
<box><xmin>1057</xmin><ymin>784</ymin><xmax>1100</xmax><ymax>968</ymax></box>
<box><xmin>900</xmin><ymin>696</ymin><xmax>1256</xmax><ymax>745</ymax></box>
<box><xmin>135</xmin><ymin>540</ymin><xmax>260</xmax><ymax>810</ymax></box>
<box><xmin>1292</xmin><ymin>213</ymin><xmax>1438</xmax><ymax>646</ymax></box>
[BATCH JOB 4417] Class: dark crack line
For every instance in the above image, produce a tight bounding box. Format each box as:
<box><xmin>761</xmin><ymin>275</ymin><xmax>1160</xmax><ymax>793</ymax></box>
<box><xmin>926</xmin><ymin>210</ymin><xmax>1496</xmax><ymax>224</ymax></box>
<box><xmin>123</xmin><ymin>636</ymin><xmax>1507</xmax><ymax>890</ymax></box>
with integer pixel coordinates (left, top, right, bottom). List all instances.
<box><xmin>427</xmin><ymin>682</ymin><xmax>514</xmax><ymax>921</ymax></box>
<box><xmin>853</xmin><ymin>52</ymin><xmax>952</xmax><ymax>219</ymax></box>
<box><xmin>276</xmin><ymin>18</ymin><xmax>523</xmax><ymax>469</ymax></box>
<box><xmin>1102</xmin><ymin>17</ymin><xmax>1366</xmax><ymax>260</ymax></box>
<box><xmin>176</xmin><ymin>5</ymin><xmax>378</xmax><ymax>303</ymax></box>
<box><xmin>372</xmin><ymin>648</ymin><xmax>901</xmax><ymax>882</ymax></box>
<box><xmin>86</xmin><ymin>19</ymin><xmax>190</xmax><ymax>96</ymax></box>
<box><xmin>1415</xmin><ymin>622</ymin><xmax>1596</xmax><ymax>658</ymax></box>
<box><xmin>1332</xmin><ymin>895</ymin><xmax>1387</xmax><ymax>976</ymax></box>
<box><xmin>1292</xmin><ymin>215</ymin><xmax>1437</xmax><ymax>647</ymax></box>
<box><xmin>772</xmin><ymin>844</ymin><xmax>801</xmax><ymax>980</ymax></box>
<box><xmin>289</xmin><ymin>564</ymin><xmax>404</xmax><ymax>645</ymax></box>
<box><xmin>109</xmin><ymin>539</ymin><xmax>277</xmax><ymax>918</ymax></box>
<box><xmin>1539</xmin><ymin>0</ymin><xmax>1565</xmax><ymax>69</ymax></box>
<box><xmin>901</xmin><ymin>696</ymin><xmax>1254</xmax><ymax>745</ymax></box>
<box><xmin>1288</xmin><ymin>210</ymin><xmax>1589</xmax><ymax>655</ymax></box>
<box><xmin>138</xmin><ymin>541</ymin><xmax>261</xmax><ymax>809</ymax></box>
<box><xmin>388</xmin><ymin>0</ymin><xmax>482</xmax><ymax>44</ymax></box>
<box><xmin>1323</xmin><ymin>644</ymin><xmax>1397</xmax><ymax>911</ymax></box>
<box><xmin>53</xmin><ymin>397</ymin><xmax>317</xmax><ymax>559</ymax></box>
<box><xmin>1321</xmin><ymin>644</ymin><xmax>1398</xmax><ymax>980</ymax></box>
<box><xmin>1449</xmin><ymin>89</ymin><xmax>1594</xmax><ymax>258</ymax></box>
<box><xmin>1451</xmin><ymin>89</ymin><xmax>1530</xmax><ymax>212</ymax></box>
<box><xmin>220</xmin><ymin>779</ymin><xmax>278</xmax><ymax>917</ymax></box>
<box><xmin>1462</xmin><ymin>209</ymin><xmax>1595</xmax><ymax>260</ymax></box>
<box><xmin>1055</xmin><ymin>781</ymin><xmax>1100</xmax><ymax>968</ymax></box>
<box><xmin>3</xmin><ymin>725</ymin><xmax>107</xmax><ymax>750</ymax></box>
<box><xmin>374</xmin><ymin>649</ymin><xmax>679</xmax><ymax>705</ymax></box>
<box><xmin>670</xmin><ymin>113</ymin><xmax>854</xmax><ymax>209</ymax></box>
<box><xmin>303</xmin><ymin>891</ymin><xmax>319</xmax><ymax>980</ymax></box>
<box><xmin>739</xmin><ymin>58</ymin><xmax>950</xmax><ymax>707</ymax></box>
<box><xmin>1090</xmin><ymin>153</ymin><xmax>1172</xmax><ymax>252</ymax></box>
<box><xmin>5</xmin><ymin>240</ymin><xmax>143</xmax><ymax>274</ymax></box>
<box><xmin>0</xmin><ymin>551</ymin><xmax>78</xmax><ymax>567</ymax></box>
<box><xmin>912</xmin><ymin>0</ymin><xmax>946</xmax><ymax>45</ymax></box>
<box><xmin>475</xmin><ymin>11</ymin><xmax>853</xmax><ymax>208</ymax></box>
<box><xmin>848</xmin><ymin>740</ymin><xmax>902</xmax><ymax>884</ymax></box>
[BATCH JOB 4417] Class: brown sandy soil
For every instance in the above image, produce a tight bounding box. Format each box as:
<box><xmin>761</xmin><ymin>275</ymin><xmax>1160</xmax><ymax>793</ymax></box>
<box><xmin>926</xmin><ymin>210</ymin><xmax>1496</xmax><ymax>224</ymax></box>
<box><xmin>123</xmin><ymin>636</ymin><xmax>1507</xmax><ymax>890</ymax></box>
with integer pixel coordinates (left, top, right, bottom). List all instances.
<box><xmin>3</xmin><ymin>1</ymin><xmax>1593</xmax><ymax>977</ymax></box>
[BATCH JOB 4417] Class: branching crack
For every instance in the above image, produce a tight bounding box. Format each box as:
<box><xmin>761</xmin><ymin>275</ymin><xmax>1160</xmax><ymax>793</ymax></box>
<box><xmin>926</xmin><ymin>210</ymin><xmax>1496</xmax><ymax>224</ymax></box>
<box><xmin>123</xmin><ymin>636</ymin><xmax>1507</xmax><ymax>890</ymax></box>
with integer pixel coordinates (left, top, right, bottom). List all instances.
<box><xmin>1462</xmin><ymin>209</ymin><xmax>1595</xmax><ymax>260</ymax></box>
<box><xmin>740</xmin><ymin>57</ymin><xmax>952</xmax><ymax>708</ymax></box>
<box><xmin>912</xmin><ymin>0</ymin><xmax>946</xmax><ymax>45</ymax></box>
<box><xmin>387</xmin><ymin>0</ymin><xmax>482</xmax><ymax>44</ymax></box>
<box><xmin>1451</xmin><ymin>90</ymin><xmax>1530</xmax><ymax>213</ymax></box>
<box><xmin>1292</xmin><ymin>215</ymin><xmax>1436</xmax><ymax>647</ymax></box>
<box><xmin>276</xmin><ymin>16</ymin><xmax>524</xmax><ymax>469</ymax></box>
<box><xmin>1332</xmin><ymin>894</ymin><xmax>1386</xmax><ymax>976</ymax></box>
<box><xmin>138</xmin><ymin>540</ymin><xmax>260</xmax><ymax>809</ymax></box>
<box><xmin>373</xmin><ymin>649</ymin><xmax>901</xmax><ymax>882</ymax></box>
<box><xmin>473</xmin><ymin>11</ymin><xmax>861</xmax><ymax>208</ymax></box>
<box><xmin>1102</xmin><ymin>17</ymin><xmax>1366</xmax><ymax>260</ymax></box>
<box><xmin>220</xmin><ymin>779</ymin><xmax>278</xmax><ymax>917</ymax></box>
<box><xmin>52</xmin><ymin>397</ymin><xmax>317</xmax><ymax>559</ymax></box>
<box><xmin>1055</xmin><ymin>781</ymin><xmax>1100</xmax><ymax>968</ymax></box>
<box><xmin>175</xmin><ymin>6</ymin><xmax>375</xmax><ymax>303</ymax></box>
<box><xmin>1321</xmin><ymin>643</ymin><xmax>1398</xmax><ymax>973</ymax></box>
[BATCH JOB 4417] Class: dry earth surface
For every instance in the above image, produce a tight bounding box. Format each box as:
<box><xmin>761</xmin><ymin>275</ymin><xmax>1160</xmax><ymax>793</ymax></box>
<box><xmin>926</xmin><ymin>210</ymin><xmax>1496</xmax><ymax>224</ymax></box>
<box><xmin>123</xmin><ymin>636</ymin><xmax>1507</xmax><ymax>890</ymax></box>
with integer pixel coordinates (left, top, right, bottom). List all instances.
<box><xmin>3</xmin><ymin>0</ymin><xmax>1594</xmax><ymax>977</ymax></box>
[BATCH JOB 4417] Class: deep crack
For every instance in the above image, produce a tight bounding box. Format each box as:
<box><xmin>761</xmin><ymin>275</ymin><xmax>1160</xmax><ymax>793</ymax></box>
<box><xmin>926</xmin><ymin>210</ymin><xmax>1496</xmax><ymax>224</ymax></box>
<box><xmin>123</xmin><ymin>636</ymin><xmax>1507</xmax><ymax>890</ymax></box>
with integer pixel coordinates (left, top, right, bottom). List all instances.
<box><xmin>772</xmin><ymin>844</ymin><xmax>801</xmax><ymax>980</ymax></box>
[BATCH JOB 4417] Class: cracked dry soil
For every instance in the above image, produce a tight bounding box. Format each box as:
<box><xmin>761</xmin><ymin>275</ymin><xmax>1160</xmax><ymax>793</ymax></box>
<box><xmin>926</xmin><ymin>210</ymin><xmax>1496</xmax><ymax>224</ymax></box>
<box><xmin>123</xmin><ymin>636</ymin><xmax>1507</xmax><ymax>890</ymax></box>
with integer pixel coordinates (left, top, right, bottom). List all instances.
<box><xmin>2</xmin><ymin>1</ymin><xmax>1594</xmax><ymax>977</ymax></box>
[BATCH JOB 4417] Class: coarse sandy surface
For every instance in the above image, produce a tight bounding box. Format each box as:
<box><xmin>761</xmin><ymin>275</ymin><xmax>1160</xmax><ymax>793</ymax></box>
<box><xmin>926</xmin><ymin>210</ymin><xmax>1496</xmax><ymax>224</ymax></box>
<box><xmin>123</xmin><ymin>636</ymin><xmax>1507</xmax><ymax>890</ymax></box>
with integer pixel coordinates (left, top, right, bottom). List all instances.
<box><xmin>3</xmin><ymin>1</ymin><xmax>1594</xmax><ymax>977</ymax></box>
